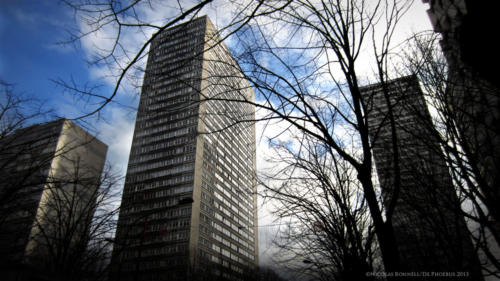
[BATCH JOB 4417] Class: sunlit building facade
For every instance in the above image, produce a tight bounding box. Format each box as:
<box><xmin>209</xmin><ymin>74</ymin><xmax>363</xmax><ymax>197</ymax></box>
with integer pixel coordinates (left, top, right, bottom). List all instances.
<box><xmin>111</xmin><ymin>16</ymin><xmax>258</xmax><ymax>281</ymax></box>
<box><xmin>0</xmin><ymin>119</ymin><xmax>108</xmax><ymax>280</ymax></box>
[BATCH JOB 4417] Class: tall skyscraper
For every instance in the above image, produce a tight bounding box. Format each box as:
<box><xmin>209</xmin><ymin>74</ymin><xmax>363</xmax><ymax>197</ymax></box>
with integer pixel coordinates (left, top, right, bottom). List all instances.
<box><xmin>111</xmin><ymin>16</ymin><xmax>258</xmax><ymax>281</ymax></box>
<box><xmin>361</xmin><ymin>76</ymin><xmax>481</xmax><ymax>278</ymax></box>
<box><xmin>0</xmin><ymin>119</ymin><xmax>108</xmax><ymax>280</ymax></box>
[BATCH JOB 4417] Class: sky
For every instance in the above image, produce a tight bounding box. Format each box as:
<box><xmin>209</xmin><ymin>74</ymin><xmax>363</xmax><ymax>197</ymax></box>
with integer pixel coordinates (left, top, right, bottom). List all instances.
<box><xmin>0</xmin><ymin>0</ymin><xmax>434</xmax><ymax>270</ymax></box>
<box><xmin>0</xmin><ymin>1</ymin><xmax>88</xmax><ymax>103</ymax></box>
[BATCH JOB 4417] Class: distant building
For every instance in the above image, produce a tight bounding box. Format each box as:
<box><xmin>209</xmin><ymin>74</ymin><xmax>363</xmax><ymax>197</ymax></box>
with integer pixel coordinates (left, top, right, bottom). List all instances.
<box><xmin>111</xmin><ymin>16</ymin><xmax>258</xmax><ymax>281</ymax></box>
<box><xmin>0</xmin><ymin>119</ymin><xmax>108</xmax><ymax>280</ymax></box>
<box><xmin>361</xmin><ymin>75</ymin><xmax>482</xmax><ymax>278</ymax></box>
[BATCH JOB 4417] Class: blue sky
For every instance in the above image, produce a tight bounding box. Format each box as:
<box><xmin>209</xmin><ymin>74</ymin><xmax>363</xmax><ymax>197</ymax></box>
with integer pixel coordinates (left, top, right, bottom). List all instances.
<box><xmin>1</xmin><ymin>0</ymin><xmax>88</xmax><ymax>104</ymax></box>
<box><xmin>0</xmin><ymin>0</ymin><xmax>140</xmax><ymax>183</ymax></box>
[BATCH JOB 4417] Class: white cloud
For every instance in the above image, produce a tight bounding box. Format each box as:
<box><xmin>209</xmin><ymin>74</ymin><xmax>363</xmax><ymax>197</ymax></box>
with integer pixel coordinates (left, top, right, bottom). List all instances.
<box><xmin>95</xmin><ymin>106</ymin><xmax>136</xmax><ymax>177</ymax></box>
<box><xmin>254</xmin><ymin>104</ymin><xmax>310</xmax><ymax>269</ymax></box>
<box><xmin>255</xmin><ymin>107</ymin><xmax>285</xmax><ymax>267</ymax></box>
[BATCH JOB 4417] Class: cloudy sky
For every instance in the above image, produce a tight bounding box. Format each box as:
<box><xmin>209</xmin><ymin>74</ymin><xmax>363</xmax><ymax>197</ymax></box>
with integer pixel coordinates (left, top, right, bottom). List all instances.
<box><xmin>0</xmin><ymin>0</ymin><xmax>433</xmax><ymax>270</ymax></box>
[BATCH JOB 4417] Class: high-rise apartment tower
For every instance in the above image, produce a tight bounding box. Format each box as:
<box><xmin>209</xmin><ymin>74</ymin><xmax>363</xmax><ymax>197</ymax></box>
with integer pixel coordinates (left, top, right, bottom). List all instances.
<box><xmin>361</xmin><ymin>76</ymin><xmax>481</xmax><ymax>279</ymax></box>
<box><xmin>111</xmin><ymin>16</ymin><xmax>258</xmax><ymax>281</ymax></box>
<box><xmin>0</xmin><ymin>119</ymin><xmax>108</xmax><ymax>280</ymax></box>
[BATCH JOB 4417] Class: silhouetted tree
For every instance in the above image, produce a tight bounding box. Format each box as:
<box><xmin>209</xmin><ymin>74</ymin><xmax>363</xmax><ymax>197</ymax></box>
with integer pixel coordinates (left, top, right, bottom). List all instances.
<box><xmin>23</xmin><ymin>162</ymin><xmax>121</xmax><ymax>281</ymax></box>
<box><xmin>396</xmin><ymin>32</ymin><xmax>500</xmax><ymax>278</ymax></box>
<box><xmin>208</xmin><ymin>0</ymin><xmax>413</xmax><ymax>277</ymax></box>
<box><xmin>259</xmin><ymin>133</ymin><xmax>376</xmax><ymax>281</ymax></box>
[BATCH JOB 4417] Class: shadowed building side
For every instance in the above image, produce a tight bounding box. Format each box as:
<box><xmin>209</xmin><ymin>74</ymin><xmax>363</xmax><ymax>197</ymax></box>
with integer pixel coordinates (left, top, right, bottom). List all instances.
<box><xmin>361</xmin><ymin>75</ymin><xmax>482</xmax><ymax>279</ymax></box>
<box><xmin>423</xmin><ymin>0</ymin><xmax>500</xmax><ymax>243</ymax></box>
